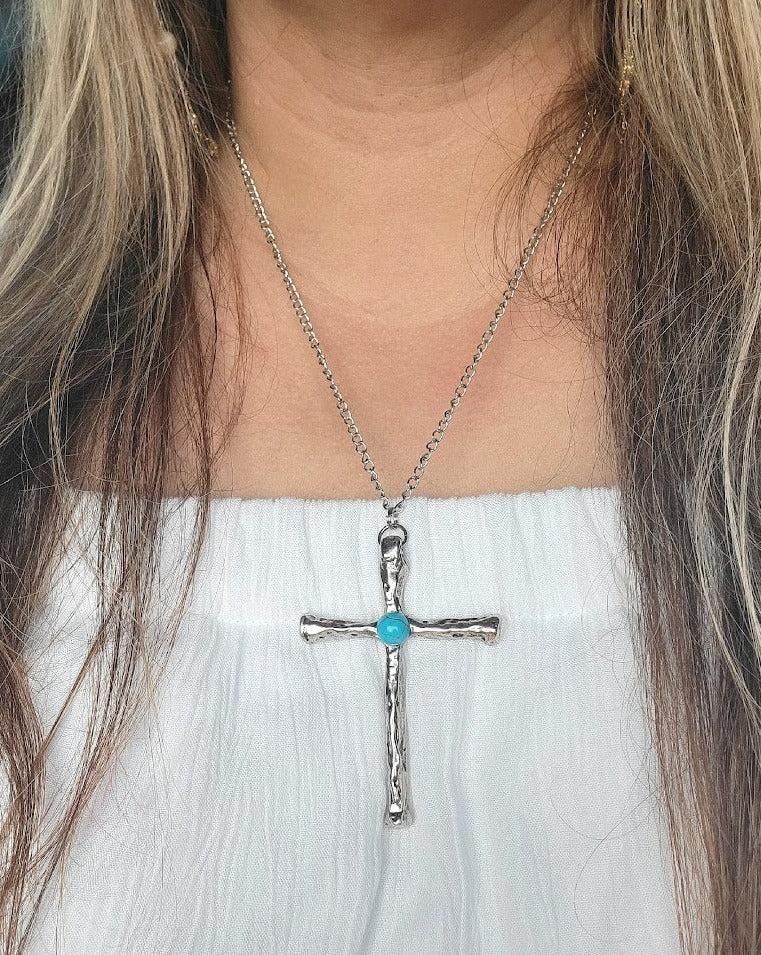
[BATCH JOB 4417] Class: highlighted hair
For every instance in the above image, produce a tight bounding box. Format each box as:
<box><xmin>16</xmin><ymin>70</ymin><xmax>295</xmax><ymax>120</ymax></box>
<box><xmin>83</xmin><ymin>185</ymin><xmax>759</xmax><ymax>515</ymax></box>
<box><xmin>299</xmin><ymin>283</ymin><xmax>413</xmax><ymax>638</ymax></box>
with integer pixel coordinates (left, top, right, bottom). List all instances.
<box><xmin>2</xmin><ymin>1</ymin><xmax>761</xmax><ymax>951</ymax></box>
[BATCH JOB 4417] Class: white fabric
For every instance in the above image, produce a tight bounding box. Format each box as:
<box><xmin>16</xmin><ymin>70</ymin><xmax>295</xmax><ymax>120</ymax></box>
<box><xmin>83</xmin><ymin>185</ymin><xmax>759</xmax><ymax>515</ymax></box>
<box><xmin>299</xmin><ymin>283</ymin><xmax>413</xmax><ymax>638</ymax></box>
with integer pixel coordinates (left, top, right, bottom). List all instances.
<box><xmin>23</xmin><ymin>486</ymin><xmax>682</xmax><ymax>954</ymax></box>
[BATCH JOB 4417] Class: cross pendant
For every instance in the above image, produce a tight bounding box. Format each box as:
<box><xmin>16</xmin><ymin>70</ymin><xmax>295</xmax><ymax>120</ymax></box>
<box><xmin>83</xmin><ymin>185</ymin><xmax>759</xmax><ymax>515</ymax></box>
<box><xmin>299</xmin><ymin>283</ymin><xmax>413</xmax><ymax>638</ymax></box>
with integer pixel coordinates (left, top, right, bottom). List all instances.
<box><xmin>300</xmin><ymin>520</ymin><xmax>500</xmax><ymax>828</ymax></box>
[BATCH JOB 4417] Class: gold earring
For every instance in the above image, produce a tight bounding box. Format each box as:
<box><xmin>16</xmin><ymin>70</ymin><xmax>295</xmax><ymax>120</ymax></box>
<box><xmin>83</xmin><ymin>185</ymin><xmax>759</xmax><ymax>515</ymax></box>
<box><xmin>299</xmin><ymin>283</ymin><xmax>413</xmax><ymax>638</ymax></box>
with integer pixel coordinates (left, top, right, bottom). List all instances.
<box><xmin>153</xmin><ymin>6</ymin><xmax>219</xmax><ymax>157</ymax></box>
<box><xmin>618</xmin><ymin>43</ymin><xmax>634</xmax><ymax>139</ymax></box>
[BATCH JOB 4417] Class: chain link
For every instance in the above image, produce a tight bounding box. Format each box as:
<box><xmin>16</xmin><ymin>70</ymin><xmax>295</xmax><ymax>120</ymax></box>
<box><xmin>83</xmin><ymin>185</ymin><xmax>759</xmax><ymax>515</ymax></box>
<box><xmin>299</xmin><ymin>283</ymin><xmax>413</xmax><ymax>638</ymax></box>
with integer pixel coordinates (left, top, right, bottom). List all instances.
<box><xmin>225</xmin><ymin>101</ymin><xmax>597</xmax><ymax>522</ymax></box>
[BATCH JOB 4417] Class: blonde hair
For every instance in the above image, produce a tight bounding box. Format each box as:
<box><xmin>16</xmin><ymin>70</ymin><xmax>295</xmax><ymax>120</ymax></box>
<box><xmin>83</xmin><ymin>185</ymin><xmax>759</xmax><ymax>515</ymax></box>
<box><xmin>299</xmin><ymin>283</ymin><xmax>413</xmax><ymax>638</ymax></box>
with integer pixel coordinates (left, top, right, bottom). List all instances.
<box><xmin>2</xmin><ymin>1</ymin><xmax>761</xmax><ymax>951</ymax></box>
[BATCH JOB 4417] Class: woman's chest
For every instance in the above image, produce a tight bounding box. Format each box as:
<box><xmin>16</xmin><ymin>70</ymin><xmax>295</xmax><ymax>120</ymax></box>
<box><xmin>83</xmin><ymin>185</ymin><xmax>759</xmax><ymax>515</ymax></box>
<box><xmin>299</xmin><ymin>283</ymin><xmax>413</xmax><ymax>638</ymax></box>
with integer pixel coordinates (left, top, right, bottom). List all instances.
<box><xmin>27</xmin><ymin>491</ymin><xmax>679</xmax><ymax>954</ymax></box>
<box><xmin>189</xmin><ymin>283</ymin><xmax>614</xmax><ymax>501</ymax></box>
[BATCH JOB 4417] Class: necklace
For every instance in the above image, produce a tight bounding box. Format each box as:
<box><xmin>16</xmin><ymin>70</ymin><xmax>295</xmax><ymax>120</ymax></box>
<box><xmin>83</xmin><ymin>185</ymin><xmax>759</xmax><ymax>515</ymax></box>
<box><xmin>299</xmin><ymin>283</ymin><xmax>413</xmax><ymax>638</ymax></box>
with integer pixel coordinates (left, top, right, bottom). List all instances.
<box><xmin>226</xmin><ymin>102</ymin><xmax>596</xmax><ymax>828</ymax></box>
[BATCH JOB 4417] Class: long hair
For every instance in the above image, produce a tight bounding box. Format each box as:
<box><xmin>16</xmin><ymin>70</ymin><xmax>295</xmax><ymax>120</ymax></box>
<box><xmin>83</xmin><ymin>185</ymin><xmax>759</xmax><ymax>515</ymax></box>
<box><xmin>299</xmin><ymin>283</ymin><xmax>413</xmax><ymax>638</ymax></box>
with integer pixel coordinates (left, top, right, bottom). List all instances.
<box><xmin>2</xmin><ymin>0</ymin><xmax>761</xmax><ymax>951</ymax></box>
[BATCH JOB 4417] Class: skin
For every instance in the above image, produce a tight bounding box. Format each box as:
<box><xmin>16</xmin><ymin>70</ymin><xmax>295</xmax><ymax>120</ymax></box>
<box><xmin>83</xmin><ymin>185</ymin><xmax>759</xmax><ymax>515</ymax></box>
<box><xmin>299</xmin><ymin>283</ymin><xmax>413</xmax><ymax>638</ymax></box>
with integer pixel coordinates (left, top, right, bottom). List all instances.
<box><xmin>194</xmin><ymin>0</ymin><xmax>615</xmax><ymax>501</ymax></box>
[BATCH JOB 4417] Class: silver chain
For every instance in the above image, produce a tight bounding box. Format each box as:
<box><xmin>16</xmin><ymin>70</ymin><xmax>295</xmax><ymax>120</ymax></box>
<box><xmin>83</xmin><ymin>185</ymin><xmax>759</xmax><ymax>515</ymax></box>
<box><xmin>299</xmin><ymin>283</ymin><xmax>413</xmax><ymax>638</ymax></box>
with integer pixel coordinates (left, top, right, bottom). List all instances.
<box><xmin>225</xmin><ymin>102</ymin><xmax>596</xmax><ymax>523</ymax></box>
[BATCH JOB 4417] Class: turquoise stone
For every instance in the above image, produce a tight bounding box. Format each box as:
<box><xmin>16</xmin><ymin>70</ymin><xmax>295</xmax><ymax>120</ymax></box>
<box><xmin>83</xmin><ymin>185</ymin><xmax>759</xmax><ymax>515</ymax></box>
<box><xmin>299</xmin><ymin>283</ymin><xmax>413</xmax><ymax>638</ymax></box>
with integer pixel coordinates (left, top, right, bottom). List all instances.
<box><xmin>376</xmin><ymin>611</ymin><xmax>411</xmax><ymax>646</ymax></box>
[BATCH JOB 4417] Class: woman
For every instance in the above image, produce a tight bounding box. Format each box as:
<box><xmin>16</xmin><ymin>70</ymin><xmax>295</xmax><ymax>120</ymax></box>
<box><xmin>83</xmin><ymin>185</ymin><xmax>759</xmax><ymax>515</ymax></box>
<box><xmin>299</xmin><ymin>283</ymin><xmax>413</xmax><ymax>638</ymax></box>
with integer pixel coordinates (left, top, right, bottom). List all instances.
<box><xmin>1</xmin><ymin>0</ymin><xmax>758</xmax><ymax>952</ymax></box>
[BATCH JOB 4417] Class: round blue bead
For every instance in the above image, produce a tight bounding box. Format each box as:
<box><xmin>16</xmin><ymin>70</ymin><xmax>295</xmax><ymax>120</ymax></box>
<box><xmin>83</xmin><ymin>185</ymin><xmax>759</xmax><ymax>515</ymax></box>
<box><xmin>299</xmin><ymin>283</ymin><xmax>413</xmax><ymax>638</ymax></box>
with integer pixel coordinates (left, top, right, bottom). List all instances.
<box><xmin>376</xmin><ymin>611</ymin><xmax>411</xmax><ymax>646</ymax></box>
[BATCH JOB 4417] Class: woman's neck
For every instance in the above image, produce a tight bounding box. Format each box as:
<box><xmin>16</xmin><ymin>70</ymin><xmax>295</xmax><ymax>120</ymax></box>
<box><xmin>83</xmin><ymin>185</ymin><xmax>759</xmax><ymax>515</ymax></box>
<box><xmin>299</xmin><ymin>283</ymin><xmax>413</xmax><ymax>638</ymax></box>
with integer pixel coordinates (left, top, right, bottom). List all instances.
<box><xmin>220</xmin><ymin>0</ymin><xmax>595</xmax><ymax>314</ymax></box>
<box><xmin>197</xmin><ymin>0</ymin><xmax>612</xmax><ymax>502</ymax></box>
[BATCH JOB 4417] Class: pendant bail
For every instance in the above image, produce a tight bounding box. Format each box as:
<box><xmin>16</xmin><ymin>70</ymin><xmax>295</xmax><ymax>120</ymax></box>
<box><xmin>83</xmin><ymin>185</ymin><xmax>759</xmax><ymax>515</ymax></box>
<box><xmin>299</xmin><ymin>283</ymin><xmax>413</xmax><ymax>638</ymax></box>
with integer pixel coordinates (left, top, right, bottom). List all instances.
<box><xmin>378</xmin><ymin>518</ymin><xmax>408</xmax><ymax>549</ymax></box>
<box><xmin>383</xmin><ymin>498</ymin><xmax>403</xmax><ymax>526</ymax></box>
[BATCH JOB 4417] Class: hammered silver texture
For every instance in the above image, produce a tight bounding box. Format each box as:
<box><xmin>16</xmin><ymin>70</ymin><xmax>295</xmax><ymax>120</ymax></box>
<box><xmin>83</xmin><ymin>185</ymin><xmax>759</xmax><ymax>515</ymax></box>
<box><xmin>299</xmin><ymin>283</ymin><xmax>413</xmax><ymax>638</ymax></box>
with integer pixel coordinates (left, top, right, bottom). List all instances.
<box><xmin>300</xmin><ymin>522</ymin><xmax>500</xmax><ymax>827</ymax></box>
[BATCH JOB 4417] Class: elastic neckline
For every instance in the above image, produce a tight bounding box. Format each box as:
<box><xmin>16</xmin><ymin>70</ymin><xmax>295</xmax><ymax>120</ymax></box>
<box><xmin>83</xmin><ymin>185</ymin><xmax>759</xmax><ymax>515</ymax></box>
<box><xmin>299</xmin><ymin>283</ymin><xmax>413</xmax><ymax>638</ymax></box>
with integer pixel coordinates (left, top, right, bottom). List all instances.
<box><xmin>68</xmin><ymin>483</ymin><xmax>621</xmax><ymax>510</ymax></box>
<box><xmin>57</xmin><ymin>483</ymin><xmax>632</xmax><ymax>623</ymax></box>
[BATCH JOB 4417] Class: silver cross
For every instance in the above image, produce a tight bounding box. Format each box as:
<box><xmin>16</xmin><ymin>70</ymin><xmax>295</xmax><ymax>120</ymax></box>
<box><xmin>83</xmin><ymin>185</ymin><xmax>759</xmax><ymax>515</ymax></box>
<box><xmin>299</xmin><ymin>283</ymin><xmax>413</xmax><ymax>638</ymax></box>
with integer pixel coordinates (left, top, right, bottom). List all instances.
<box><xmin>300</xmin><ymin>521</ymin><xmax>500</xmax><ymax>828</ymax></box>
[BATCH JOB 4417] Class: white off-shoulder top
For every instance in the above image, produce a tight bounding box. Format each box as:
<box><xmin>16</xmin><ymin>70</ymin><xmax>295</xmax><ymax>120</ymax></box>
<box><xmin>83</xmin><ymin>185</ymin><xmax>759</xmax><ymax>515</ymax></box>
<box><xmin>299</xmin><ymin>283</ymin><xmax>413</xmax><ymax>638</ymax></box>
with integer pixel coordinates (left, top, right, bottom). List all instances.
<box><xmin>23</xmin><ymin>486</ymin><xmax>682</xmax><ymax>954</ymax></box>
